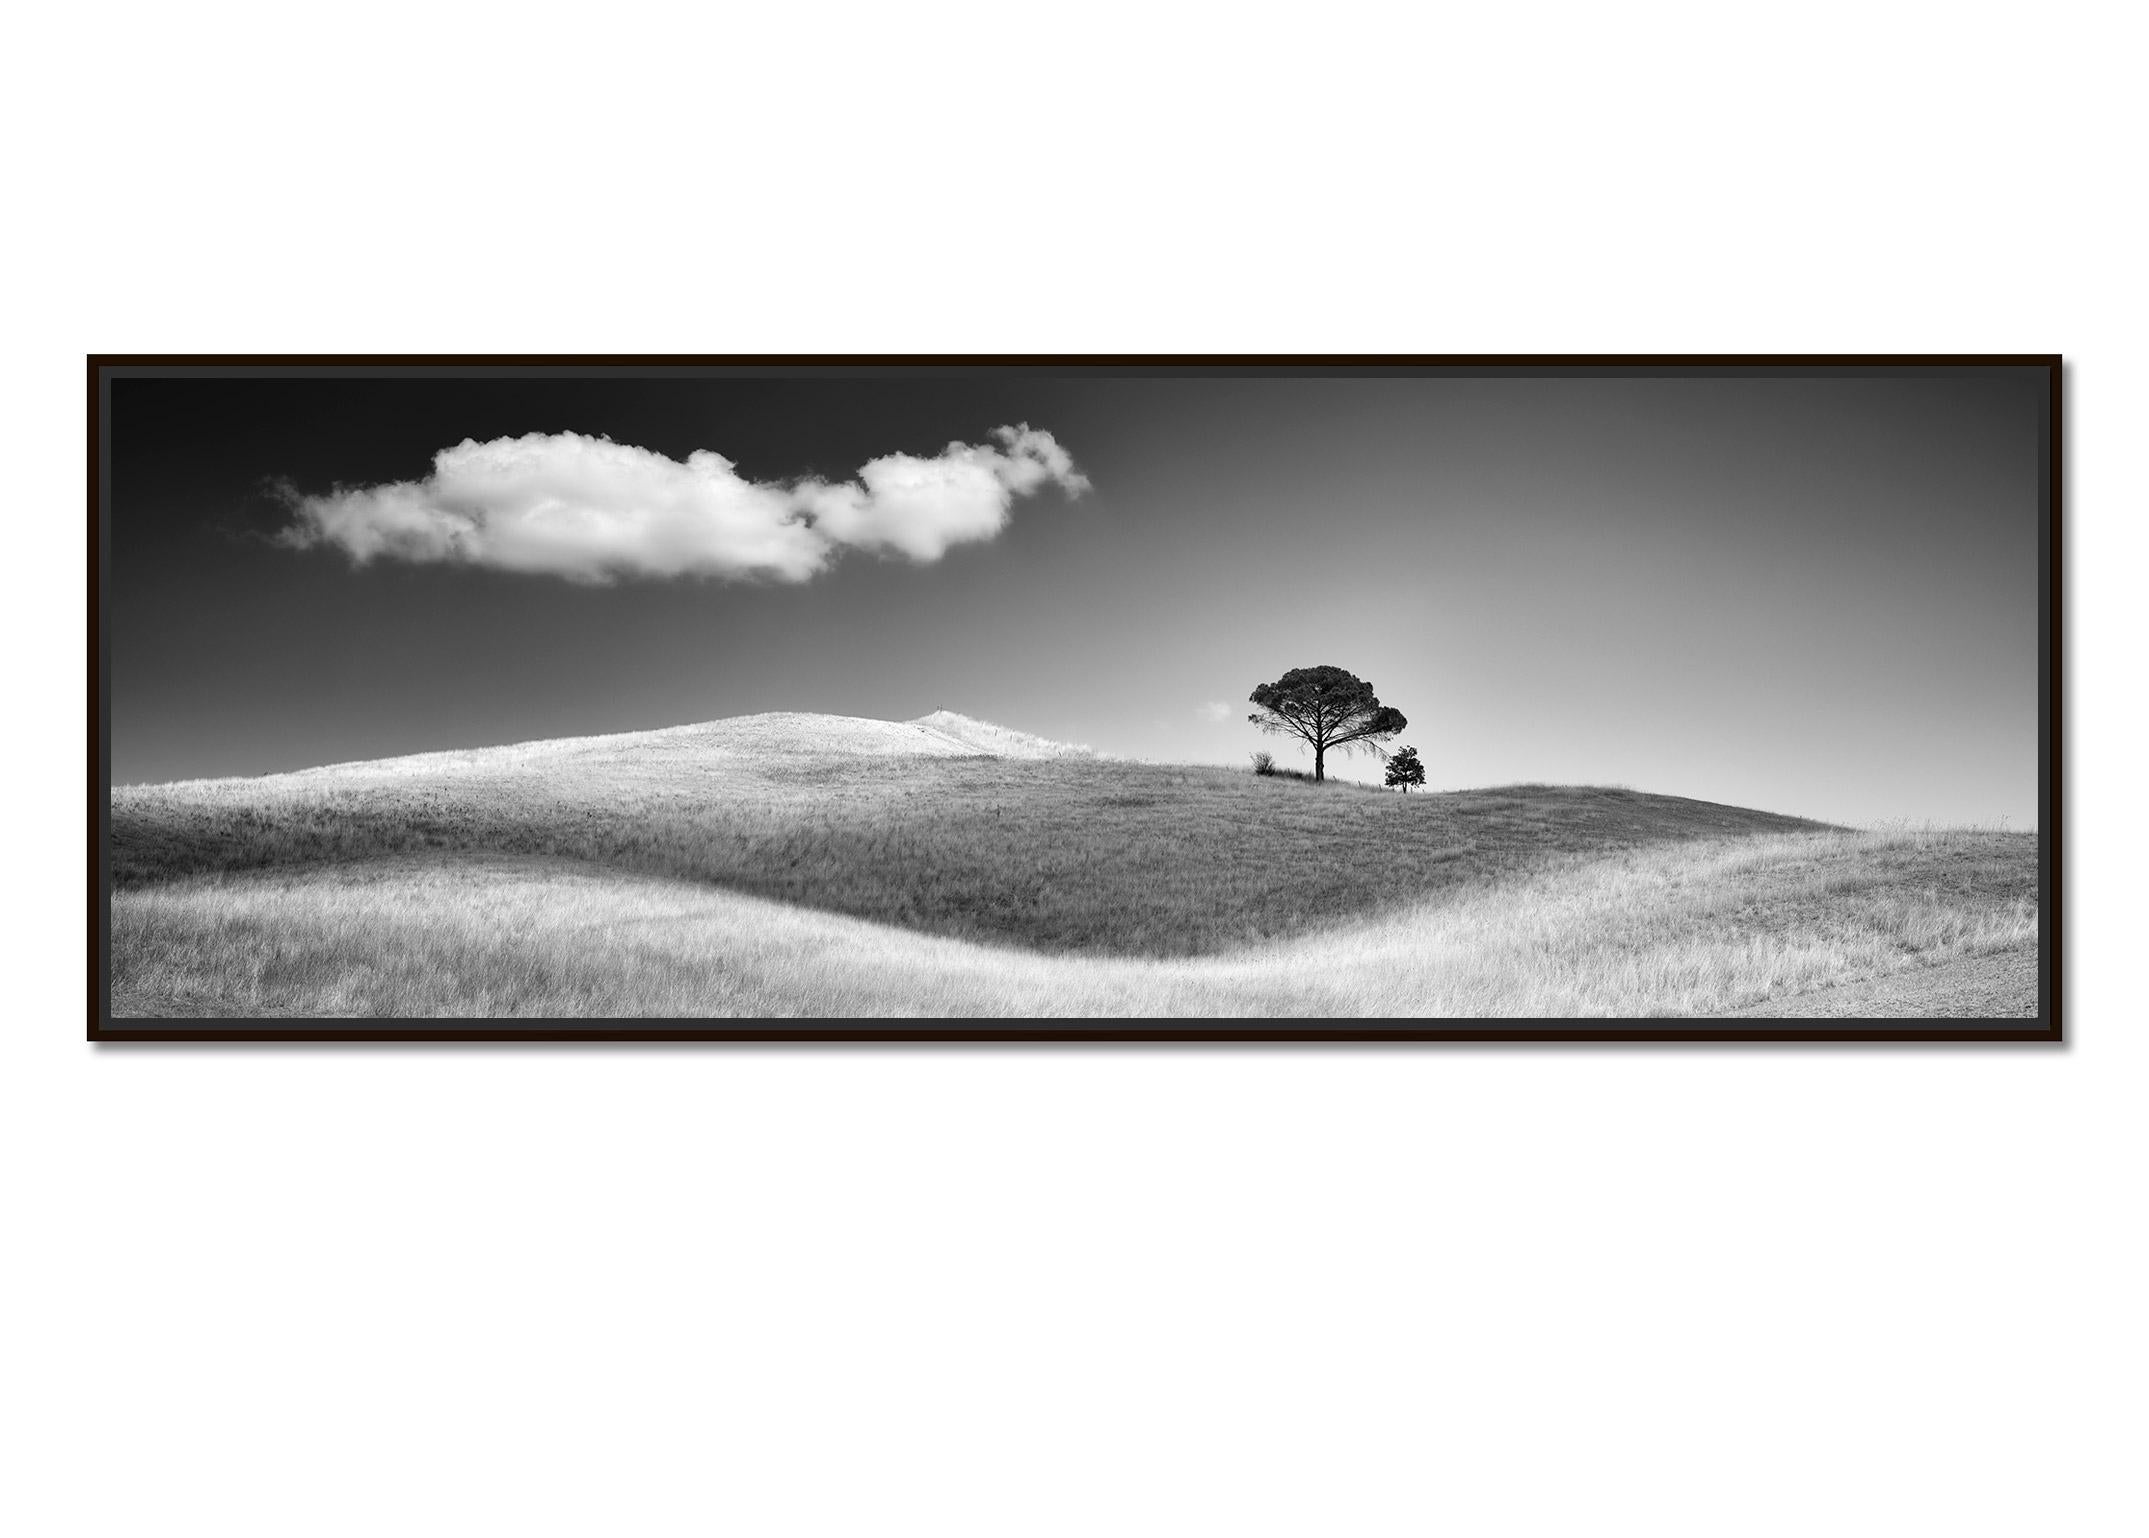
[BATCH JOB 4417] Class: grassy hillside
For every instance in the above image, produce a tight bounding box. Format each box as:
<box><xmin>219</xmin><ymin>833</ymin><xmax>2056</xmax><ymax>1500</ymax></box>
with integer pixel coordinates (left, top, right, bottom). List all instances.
<box><xmin>114</xmin><ymin>713</ymin><xmax>1829</xmax><ymax>957</ymax></box>
<box><xmin>109</xmin><ymin>712</ymin><xmax>2038</xmax><ymax>1018</ymax></box>
<box><xmin>111</xmin><ymin>828</ymin><xmax>2037</xmax><ymax>1019</ymax></box>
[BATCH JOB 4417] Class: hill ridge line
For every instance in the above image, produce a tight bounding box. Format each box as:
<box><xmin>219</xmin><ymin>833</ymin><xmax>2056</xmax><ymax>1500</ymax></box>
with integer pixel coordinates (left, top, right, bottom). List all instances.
<box><xmin>120</xmin><ymin>708</ymin><xmax>1093</xmax><ymax>788</ymax></box>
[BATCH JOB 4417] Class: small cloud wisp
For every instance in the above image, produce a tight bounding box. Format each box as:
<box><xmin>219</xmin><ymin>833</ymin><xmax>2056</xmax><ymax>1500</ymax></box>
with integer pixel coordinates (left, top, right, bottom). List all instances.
<box><xmin>273</xmin><ymin>424</ymin><xmax>1089</xmax><ymax>583</ymax></box>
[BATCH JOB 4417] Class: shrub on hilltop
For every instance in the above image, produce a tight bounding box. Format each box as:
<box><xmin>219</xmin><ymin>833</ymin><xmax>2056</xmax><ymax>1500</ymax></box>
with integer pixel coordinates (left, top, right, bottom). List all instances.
<box><xmin>1385</xmin><ymin>745</ymin><xmax>1426</xmax><ymax>794</ymax></box>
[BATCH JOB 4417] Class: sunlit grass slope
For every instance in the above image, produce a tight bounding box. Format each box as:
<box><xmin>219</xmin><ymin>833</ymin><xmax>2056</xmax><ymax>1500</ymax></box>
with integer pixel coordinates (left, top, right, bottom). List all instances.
<box><xmin>111</xmin><ymin>829</ymin><xmax>2036</xmax><ymax>1019</ymax></box>
<box><xmin>114</xmin><ymin>712</ymin><xmax>1828</xmax><ymax>958</ymax></box>
<box><xmin>110</xmin><ymin>711</ymin><xmax>2036</xmax><ymax>1018</ymax></box>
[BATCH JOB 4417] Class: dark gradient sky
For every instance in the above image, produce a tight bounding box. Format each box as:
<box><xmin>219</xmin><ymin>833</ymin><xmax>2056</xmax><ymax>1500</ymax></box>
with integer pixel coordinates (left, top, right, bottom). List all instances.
<box><xmin>104</xmin><ymin>367</ymin><xmax>2046</xmax><ymax>827</ymax></box>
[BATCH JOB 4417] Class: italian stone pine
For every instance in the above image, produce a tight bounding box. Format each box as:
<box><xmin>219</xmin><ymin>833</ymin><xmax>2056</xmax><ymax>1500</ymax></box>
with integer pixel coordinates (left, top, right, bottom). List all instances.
<box><xmin>1247</xmin><ymin>665</ymin><xmax>1407</xmax><ymax>782</ymax></box>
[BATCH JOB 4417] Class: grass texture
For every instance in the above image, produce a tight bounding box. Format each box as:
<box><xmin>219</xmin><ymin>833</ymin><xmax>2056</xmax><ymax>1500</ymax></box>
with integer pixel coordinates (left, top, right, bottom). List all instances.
<box><xmin>108</xmin><ymin>713</ymin><xmax>2037</xmax><ymax>1018</ymax></box>
<box><xmin>111</xmin><ymin>829</ymin><xmax>2036</xmax><ymax>1019</ymax></box>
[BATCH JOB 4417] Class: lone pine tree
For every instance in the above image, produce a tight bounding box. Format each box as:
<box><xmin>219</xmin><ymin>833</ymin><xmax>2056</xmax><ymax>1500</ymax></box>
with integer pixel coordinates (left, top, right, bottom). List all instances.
<box><xmin>1248</xmin><ymin>665</ymin><xmax>1407</xmax><ymax>782</ymax></box>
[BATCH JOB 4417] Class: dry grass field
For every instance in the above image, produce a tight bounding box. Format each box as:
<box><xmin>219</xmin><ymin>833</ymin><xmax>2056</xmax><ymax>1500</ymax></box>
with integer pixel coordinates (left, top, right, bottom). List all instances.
<box><xmin>108</xmin><ymin>712</ymin><xmax>2040</xmax><ymax>1020</ymax></box>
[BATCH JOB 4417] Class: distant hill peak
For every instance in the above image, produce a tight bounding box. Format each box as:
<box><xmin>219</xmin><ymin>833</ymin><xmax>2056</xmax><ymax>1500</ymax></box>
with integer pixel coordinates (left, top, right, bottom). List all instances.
<box><xmin>121</xmin><ymin>708</ymin><xmax>1098</xmax><ymax>788</ymax></box>
<box><xmin>908</xmin><ymin>710</ymin><xmax>1097</xmax><ymax>759</ymax></box>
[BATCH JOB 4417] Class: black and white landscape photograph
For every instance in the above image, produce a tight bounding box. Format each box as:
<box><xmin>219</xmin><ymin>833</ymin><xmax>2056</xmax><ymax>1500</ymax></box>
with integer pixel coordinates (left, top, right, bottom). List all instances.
<box><xmin>95</xmin><ymin>361</ymin><xmax>2055</xmax><ymax>1034</ymax></box>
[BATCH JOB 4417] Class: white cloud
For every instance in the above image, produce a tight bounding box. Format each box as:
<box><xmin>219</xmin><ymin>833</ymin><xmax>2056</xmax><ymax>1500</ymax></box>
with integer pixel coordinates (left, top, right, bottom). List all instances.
<box><xmin>274</xmin><ymin>423</ymin><xmax>1088</xmax><ymax>583</ymax></box>
<box><xmin>1197</xmin><ymin>701</ymin><xmax>1234</xmax><ymax>723</ymax></box>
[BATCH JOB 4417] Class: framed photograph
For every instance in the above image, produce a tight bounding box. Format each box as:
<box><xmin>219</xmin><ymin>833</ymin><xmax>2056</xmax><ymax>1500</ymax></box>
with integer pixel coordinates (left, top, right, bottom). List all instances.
<box><xmin>92</xmin><ymin>357</ymin><xmax>2059</xmax><ymax>1041</ymax></box>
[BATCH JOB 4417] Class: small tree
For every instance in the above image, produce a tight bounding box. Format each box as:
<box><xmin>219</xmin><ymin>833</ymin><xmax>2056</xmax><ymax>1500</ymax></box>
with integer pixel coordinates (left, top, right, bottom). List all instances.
<box><xmin>1248</xmin><ymin>665</ymin><xmax>1406</xmax><ymax>782</ymax></box>
<box><xmin>1384</xmin><ymin>745</ymin><xmax>1426</xmax><ymax>793</ymax></box>
<box><xmin>1250</xmin><ymin>751</ymin><xmax>1276</xmax><ymax>776</ymax></box>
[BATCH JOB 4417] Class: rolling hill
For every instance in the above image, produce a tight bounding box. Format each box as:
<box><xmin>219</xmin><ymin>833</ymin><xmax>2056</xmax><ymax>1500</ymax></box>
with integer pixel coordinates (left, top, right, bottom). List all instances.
<box><xmin>108</xmin><ymin>711</ymin><xmax>2040</xmax><ymax>1019</ymax></box>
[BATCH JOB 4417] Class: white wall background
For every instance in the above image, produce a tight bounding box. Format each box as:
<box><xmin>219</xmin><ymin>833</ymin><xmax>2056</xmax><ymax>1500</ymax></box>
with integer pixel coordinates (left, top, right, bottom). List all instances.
<box><xmin>7</xmin><ymin>4</ymin><xmax>2142</xmax><ymax>1534</ymax></box>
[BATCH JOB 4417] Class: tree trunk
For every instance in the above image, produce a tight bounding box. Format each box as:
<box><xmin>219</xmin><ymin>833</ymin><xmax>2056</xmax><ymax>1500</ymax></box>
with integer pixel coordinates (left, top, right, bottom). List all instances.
<box><xmin>1314</xmin><ymin>743</ymin><xmax>1325</xmax><ymax>781</ymax></box>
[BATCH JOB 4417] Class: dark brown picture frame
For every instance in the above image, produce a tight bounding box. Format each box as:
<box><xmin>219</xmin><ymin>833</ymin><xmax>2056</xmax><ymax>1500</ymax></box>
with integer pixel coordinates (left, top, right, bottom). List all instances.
<box><xmin>91</xmin><ymin>355</ymin><xmax>2061</xmax><ymax>1042</ymax></box>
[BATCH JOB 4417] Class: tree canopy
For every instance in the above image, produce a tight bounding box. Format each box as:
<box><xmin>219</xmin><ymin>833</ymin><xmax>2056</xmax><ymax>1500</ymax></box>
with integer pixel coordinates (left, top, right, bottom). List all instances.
<box><xmin>1385</xmin><ymin>744</ymin><xmax>1426</xmax><ymax>793</ymax></box>
<box><xmin>1248</xmin><ymin>665</ymin><xmax>1406</xmax><ymax>782</ymax></box>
